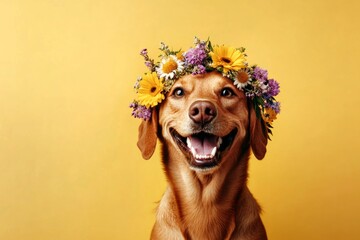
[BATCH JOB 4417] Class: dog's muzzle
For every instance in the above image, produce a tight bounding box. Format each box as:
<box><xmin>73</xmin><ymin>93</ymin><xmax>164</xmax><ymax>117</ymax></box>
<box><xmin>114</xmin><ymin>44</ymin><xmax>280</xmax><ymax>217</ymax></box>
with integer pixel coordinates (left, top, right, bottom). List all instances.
<box><xmin>170</xmin><ymin>128</ymin><xmax>237</xmax><ymax>170</ymax></box>
<box><xmin>169</xmin><ymin>100</ymin><xmax>238</xmax><ymax>170</ymax></box>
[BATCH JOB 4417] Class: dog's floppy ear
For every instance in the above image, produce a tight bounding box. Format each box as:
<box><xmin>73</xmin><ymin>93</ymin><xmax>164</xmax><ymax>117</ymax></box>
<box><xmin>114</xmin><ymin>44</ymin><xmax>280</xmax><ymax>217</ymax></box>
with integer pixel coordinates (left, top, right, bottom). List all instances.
<box><xmin>137</xmin><ymin>108</ymin><xmax>158</xmax><ymax>160</ymax></box>
<box><xmin>250</xmin><ymin>105</ymin><xmax>268</xmax><ymax>160</ymax></box>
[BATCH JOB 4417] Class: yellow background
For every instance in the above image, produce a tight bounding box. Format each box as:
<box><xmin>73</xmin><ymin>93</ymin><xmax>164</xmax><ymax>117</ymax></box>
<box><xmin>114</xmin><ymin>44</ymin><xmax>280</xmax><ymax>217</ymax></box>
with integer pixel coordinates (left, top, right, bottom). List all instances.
<box><xmin>1</xmin><ymin>0</ymin><xmax>359</xmax><ymax>239</ymax></box>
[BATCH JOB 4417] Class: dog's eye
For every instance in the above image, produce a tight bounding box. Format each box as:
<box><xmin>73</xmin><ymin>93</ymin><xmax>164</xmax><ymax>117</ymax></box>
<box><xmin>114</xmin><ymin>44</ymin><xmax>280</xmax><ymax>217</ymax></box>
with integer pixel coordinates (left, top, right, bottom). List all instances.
<box><xmin>220</xmin><ymin>88</ymin><xmax>235</xmax><ymax>97</ymax></box>
<box><xmin>172</xmin><ymin>87</ymin><xmax>185</xmax><ymax>97</ymax></box>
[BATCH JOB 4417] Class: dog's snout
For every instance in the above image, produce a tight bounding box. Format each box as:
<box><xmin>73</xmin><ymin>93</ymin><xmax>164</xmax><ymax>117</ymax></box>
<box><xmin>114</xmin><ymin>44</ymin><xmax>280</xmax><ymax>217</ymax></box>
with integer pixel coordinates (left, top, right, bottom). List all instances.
<box><xmin>189</xmin><ymin>101</ymin><xmax>217</xmax><ymax>124</ymax></box>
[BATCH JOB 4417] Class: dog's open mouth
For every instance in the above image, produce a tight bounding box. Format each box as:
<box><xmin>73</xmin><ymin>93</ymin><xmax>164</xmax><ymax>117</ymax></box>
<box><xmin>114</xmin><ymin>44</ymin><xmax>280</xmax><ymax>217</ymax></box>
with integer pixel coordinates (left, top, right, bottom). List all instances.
<box><xmin>170</xmin><ymin>128</ymin><xmax>238</xmax><ymax>170</ymax></box>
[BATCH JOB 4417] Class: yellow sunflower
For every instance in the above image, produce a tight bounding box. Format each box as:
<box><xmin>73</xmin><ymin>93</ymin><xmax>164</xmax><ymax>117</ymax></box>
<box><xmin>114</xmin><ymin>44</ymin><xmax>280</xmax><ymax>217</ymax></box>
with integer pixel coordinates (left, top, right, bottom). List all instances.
<box><xmin>262</xmin><ymin>107</ymin><xmax>277</xmax><ymax>123</ymax></box>
<box><xmin>210</xmin><ymin>45</ymin><xmax>246</xmax><ymax>73</ymax></box>
<box><xmin>137</xmin><ymin>72</ymin><xmax>165</xmax><ymax>108</ymax></box>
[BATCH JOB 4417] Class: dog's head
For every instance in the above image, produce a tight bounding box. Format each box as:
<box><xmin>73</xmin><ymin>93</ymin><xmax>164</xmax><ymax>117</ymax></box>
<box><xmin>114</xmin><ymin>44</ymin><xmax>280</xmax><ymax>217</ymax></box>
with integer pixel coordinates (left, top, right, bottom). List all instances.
<box><xmin>137</xmin><ymin>71</ymin><xmax>268</xmax><ymax>172</ymax></box>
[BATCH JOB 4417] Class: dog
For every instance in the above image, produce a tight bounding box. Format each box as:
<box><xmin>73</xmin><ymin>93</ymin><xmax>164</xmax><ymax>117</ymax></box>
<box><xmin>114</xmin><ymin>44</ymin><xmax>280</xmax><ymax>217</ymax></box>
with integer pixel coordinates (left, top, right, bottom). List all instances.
<box><xmin>137</xmin><ymin>71</ymin><xmax>269</xmax><ymax>240</ymax></box>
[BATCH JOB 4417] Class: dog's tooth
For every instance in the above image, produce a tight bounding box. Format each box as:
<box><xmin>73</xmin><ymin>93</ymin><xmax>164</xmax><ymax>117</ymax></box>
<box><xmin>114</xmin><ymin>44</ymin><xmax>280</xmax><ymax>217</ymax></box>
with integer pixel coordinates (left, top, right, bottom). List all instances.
<box><xmin>217</xmin><ymin>138</ymin><xmax>223</xmax><ymax>148</ymax></box>
<box><xmin>211</xmin><ymin>147</ymin><xmax>217</xmax><ymax>157</ymax></box>
<box><xmin>186</xmin><ymin>138</ymin><xmax>192</xmax><ymax>148</ymax></box>
<box><xmin>191</xmin><ymin>147</ymin><xmax>196</xmax><ymax>156</ymax></box>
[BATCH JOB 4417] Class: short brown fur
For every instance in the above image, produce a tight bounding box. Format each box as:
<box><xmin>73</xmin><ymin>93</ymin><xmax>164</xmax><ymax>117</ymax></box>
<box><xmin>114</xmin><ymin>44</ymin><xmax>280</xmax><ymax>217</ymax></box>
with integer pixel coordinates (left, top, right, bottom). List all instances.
<box><xmin>137</xmin><ymin>72</ymin><xmax>268</xmax><ymax>240</ymax></box>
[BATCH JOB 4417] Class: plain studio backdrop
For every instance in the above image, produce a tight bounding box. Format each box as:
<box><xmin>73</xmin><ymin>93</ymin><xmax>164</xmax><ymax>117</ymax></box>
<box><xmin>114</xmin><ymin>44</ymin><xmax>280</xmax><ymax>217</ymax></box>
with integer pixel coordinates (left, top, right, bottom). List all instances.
<box><xmin>1</xmin><ymin>0</ymin><xmax>359</xmax><ymax>239</ymax></box>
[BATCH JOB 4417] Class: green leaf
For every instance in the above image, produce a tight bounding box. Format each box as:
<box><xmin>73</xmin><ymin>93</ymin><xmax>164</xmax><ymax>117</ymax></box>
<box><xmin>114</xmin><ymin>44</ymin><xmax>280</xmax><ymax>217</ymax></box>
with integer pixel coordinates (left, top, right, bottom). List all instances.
<box><xmin>238</xmin><ymin>47</ymin><xmax>246</xmax><ymax>53</ymax></box>
<box><xmin>257</xmin><ymin>97</ymin><xmax>265</xmax><ymax>106</ymax></box>
<box><xmin>254</xmin><ymin>104</ymin><xmax>261</xmax><ymax>119</ymax></box>
<box><xmin>208</xmin><ymin>40</ymin><xmax>213</xmax><ymax>52</ymax></box>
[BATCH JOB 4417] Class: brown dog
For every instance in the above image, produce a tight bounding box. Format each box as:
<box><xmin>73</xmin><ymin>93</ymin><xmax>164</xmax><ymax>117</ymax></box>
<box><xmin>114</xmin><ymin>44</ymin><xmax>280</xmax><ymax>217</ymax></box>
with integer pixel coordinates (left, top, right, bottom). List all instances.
<box><xmin>137</xmin><ymin>71</ymin><xmax>268</xmax><ymax>240</ymax></box>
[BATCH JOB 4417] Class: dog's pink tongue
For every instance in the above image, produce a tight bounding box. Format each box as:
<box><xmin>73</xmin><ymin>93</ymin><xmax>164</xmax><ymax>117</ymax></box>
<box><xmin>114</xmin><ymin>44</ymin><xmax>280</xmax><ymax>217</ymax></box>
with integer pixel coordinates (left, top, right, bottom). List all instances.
<box><xmin>188</xmin><ymin>134</ymin><xmax>218</xmax><ymax>155</ymax></box>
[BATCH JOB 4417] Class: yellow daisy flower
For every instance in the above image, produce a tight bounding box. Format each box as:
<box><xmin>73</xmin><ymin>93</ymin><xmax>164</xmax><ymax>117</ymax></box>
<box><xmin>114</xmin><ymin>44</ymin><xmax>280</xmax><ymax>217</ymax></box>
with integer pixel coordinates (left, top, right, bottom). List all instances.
<box><xmin>262</xmin><ymin>107</ymin><xmax>277</xmax><ymax>123</ymax></box>
<box><xmin>210</xmin><ymin>45</ymin><xmax>246</xmax><ymax>73</ymax></box>
<box><xmin>156</xmin><ymin>55</ymin><xmax>184</xmax><ymax>80</ymax></box>
<box><xmin>137</xmin><ymin>72</ymin><xmax>165</xmax><ymax>108</ymax></box>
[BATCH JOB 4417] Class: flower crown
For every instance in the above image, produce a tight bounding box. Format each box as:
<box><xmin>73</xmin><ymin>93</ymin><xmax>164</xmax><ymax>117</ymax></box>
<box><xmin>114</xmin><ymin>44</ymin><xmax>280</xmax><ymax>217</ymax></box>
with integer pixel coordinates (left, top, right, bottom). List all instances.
<box><xmin>130</xmin><ymin>37</ymin><xmax>281</xmax><ymax>136</ymax></box>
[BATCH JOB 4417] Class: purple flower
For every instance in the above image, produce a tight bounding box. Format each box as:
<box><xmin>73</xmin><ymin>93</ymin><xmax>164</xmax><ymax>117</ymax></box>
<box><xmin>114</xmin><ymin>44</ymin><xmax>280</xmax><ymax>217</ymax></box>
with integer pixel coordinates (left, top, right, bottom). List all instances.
<box><xmin>252</xmin><ymin>67</ymin><xmax>268</xmax><ymax>81</ymax></box>
<box><xmin>184</xmin><ymin>46</ymin><xmax>207</xmax><ymax>66</ymax></box>
<box><xmin>140</xmin><ymin>48</ymin><xmax>148</xmax><ymax>57</ymax></box>
<box><xmin>145</xmin><ymin>60</ymin><xmax>154</xmax><ymax>70</ymax></box>
<box><xmin>192</xmin><ymin>65</ymin><xmax>206</xmax><ymax>75</ymax></box>
<box><xmin>267</xmin><ymin>79</ymin><xmax>280</xmax><ymax>97</ymax></box>
<box><xmin>130</xmin><ymin>102</ymin><xmax>152</xmax><ymax>120</ymax></box>
<box><xmin>258</xmin><ymin>80</ymin><xmax>269</xmax><ymax>94</ymax></box>
<box><xmin>265</xmin><ymin>101</ymin><xmax>281</xmax><ymax>114</ymax></box>
<box><xmin>139</xmin><ymin>48</ymin><xmax>155</xmax><ymax>71</ymax></box>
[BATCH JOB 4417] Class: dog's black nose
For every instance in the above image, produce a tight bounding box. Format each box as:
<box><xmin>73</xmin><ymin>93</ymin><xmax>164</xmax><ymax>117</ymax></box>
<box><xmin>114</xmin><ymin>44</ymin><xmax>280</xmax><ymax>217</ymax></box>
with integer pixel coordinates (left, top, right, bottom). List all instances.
<box><xmin>189</xmin><ymin>101</ymin><xmax>217</xmax><ymax>124</ymax></box>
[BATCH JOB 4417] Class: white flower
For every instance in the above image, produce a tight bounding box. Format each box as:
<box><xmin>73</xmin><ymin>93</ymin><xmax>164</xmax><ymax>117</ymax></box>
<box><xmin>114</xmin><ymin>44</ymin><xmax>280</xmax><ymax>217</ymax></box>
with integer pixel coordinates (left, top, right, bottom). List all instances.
<box><xmin>156</xmin><ymin>55</ymin><xmax>184</xmax><ymax>80</ymax></box>
<box><xmin>233</xmin><ymin>70</ymin><xmax>250</xmax><ymax>90</ymax></box>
